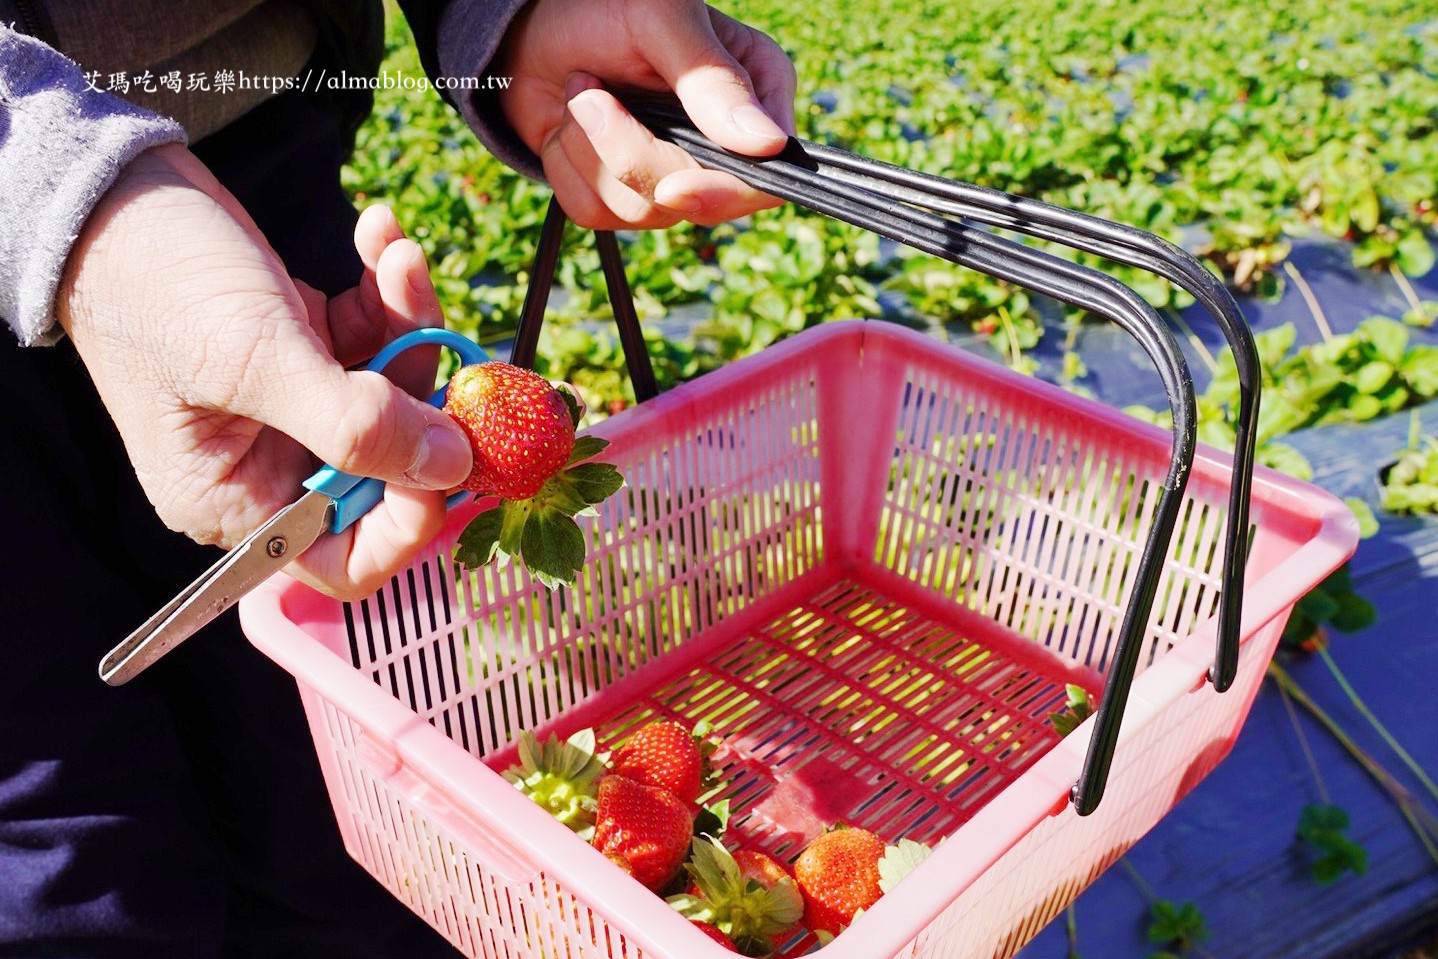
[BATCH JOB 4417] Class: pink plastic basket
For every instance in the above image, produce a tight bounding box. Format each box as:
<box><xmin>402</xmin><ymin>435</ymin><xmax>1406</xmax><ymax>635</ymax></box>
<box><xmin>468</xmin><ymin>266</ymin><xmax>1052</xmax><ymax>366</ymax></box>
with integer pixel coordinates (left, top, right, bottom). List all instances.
<box><xmin>242</xmin><ymin>320</ymin><xmax>1357</xmax><ymax>959</ymax></box>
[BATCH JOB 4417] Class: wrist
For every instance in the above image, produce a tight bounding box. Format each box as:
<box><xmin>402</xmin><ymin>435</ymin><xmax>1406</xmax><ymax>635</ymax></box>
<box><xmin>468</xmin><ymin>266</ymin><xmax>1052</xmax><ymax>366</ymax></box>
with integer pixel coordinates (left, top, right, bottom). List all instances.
<box><xmin>56</xmin><ymin>144</ymin><xmax>222</xmax><ymax>340</ymax></box>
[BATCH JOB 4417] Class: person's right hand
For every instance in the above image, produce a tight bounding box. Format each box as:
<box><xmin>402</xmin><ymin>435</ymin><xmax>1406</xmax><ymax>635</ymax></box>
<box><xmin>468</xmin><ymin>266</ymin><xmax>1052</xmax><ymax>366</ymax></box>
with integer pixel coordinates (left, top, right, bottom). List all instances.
<box><xmin>56</xmin><ymin>143</ymin><xmax>473</xmax><ymax>601</ymax></box>
<box><xmin>495</xmin><ymin>0</ymin><xmax>797</xmax><ymax>230</ymax></box>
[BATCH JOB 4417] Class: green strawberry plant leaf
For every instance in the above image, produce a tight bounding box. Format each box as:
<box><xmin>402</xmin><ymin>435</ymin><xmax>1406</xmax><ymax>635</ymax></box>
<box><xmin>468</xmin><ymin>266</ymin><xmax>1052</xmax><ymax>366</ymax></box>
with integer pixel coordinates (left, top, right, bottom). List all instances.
<box><xmin>1360</xmin><ymin>317</ymin><xmax>1409</xmax><ymax>366</ymax></box>
<box><xmin>454</xmin><ymin>456</ymin><xmax>627</xmax><ymax>590</ymax></box>
<box><xmin>534</xmin><ymin>479</ymin><xmax>596</xmax><ymax>518</ymax></box>
<box><xmin>1257</xmin><ymin>442</ymin><xmax>1314</xmax><ymax>482</ymax></box>
<box><xmin>565</xmin><ymin>462</ymin><xmax>627</xmax><ymax>504</ymax></box>
<box><xmin>1343</xmin><ymin>497</ymin><xmax>1380</xmax><ymax>539</ymax></box>
<box><xmin>1145</xmin><ymin>899</ymin><xmax>1209</xmax><ymax>953</ymax></box>
<box><xmin>692</xmin><ymin>799</ymin><xmax>731</xmax><ymax>842</ymax></box>
<box><xmin>520</xmin><ymin>507</ymin><xmax>588</xmax><ymax>590</ymax></box>
<box><xmin>1296</xmin><ymin>803</ymin><xmax>1369</xmax><ymax>885</ymax></box>
<box><xmin>664</xmin><ymin>892</ymin><xmax>713</xmax><ymax>923</ymax></box>
<box><xmin>1378</xmin><ymin>414</ymin><xmax>1438</xmax><ymax>516</ymax></box>
<box><xmin>1255</xmin><ymin>323</ymin><xmax>1297</xmax><ymax>373</ymax></box>
<box><xmin>1397</xmin><ymin>229</ymin><xmax>1436</xmax><ymax>278</ymax></box>
<box><xmin>496</xmin><ymin>498</ymin><xmax>530</xmax><ymax>562</ymax></box>
<box><xmin>502</xmin><ymin>729</ymin><xmax>606</xmax><ymax>837</ymax></box>
<box><xmin>553</xmin><ymin>381</ymin><xmax>586</xmax><ymax>428</ymax></box>
<box><xmin>1403</xmin><ymin>301</ymin><xmax>1438</xmax><ymax>329</ymax></box>
<box><xmin>1281</xmin><ymin>564</ymin><xmax>1377</xmax><ymax>650</ymax></box>
<box><xmin>1400</xmin><ymin>347</ymin><xmax>1438</xmax><ymax>396</ymax></box>
<box><xmin>1354</xmin><ymin>361</ymin><xmax>1395</xmax><ymax>396</ymax></box>
<box><xmin>672</xmin><ymin>836</ymin><xmax>804</xmax><ymax>953</ymax></box>
<box><xmin>1328</xmin><ymin>590</ymin><xmax>1379</xmax><ymax>634</ymax></box>
<box><xmin>878</xmin><ymin>838</ymin><xmax>934</xmax><ymax>893</ymax></box>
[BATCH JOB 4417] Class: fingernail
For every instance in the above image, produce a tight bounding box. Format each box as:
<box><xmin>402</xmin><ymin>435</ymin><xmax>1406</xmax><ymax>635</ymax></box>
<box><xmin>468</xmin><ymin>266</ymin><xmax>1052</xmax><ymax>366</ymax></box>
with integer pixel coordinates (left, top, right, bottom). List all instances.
<box><xmin>730</xmin><ymin>103</ymin><xmax>784</xmax><ymax>141</ymax></box>
<box><xmin>408</xmin><ymin>423</ymin><xmax>472</xmax><ymax>488</ymax></box>
<box><xmin>569</xmin><ymin>94</ymin><xmax>606</xmax><ymax>139</ymax></box>
<box><xmin>654</xmin><ymin>181</ymin><xmax>704</xmax><ymax>216</ymax></box>
<box><xmin>406</xmin><ymin>244</ymin><xmax>431</xmax><ymax>296</ymax></box>
<box><xmin>564</xmin><ymin>71</ymin><xmax>597</xmax><ymax>100</ymax></box>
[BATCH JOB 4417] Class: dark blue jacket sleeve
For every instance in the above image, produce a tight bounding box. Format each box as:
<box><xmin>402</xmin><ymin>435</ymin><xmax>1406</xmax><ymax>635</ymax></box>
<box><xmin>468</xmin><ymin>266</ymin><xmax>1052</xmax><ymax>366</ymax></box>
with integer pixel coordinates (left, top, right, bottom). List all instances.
<box><xmin>401</xmin><ymin>0</ymin><xmax>543</xmax><ymax>180</ymax></box>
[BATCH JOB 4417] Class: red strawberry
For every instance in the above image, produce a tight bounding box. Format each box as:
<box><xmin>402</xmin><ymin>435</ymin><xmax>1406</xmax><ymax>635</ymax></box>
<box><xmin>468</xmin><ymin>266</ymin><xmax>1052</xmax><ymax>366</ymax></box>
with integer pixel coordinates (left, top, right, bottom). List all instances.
<box><xmin>794</xmin><ymin>827</ymin><xmax>886</xmax><ymax>937</ymax></box>
<box><xmin>671</xmin><ymin>838</ymin><xmax>803</xmax><ymax>955</ymax></box>
<box><xmin>692</xmin><ymin>921</ymin><xmax>739</xmax><ymax>951</ymax></box>
<box><xmin>445</xmin><ymin>362</ymin><xmax>624</xmax><ymax>589</ymax></box>
<box><xmin>613</xmin><ymin>721</ymin><xmax>708</xmax><ymax>808</ymax></box>
<box><xmin>444</xmin><ymin>362</ymin><xmax>575</xmax><ymax>498</ymax></box>
<box><xmin>592</xmin><ymin>775</ymin><xmax>693</xmax><ymax>892</ymax></box>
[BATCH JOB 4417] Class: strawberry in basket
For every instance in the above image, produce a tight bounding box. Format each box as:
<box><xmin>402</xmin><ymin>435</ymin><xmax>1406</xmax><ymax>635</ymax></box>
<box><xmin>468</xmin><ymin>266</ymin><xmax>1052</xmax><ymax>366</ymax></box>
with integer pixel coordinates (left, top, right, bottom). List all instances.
<box><xmin>592</xmin><ymin>720</ymin><xmax>723</xmax><ymax>892</ymax></box>
<box><xmin>669</xmin><ymin>837</ymin><xmax>804</xmax><ymax>955</ymax></box>
<box><xmin>592</xmin><ymin>773</ymin><xmax>696</xmax><ymax>892</ymax></box>
<box><xmin>611</xmin><ymin>720</ymin><xmax>717</xmax><ymax>809</ymax></box>
<box><xmin>794</xmin><ymin>828</ymin><xmax>932</xmax><ymax>940</ymax></box>
<box><xmin>505</xmin><ymin>721</ymin><xmax>725</xmax><ymax>893</ymax></box>
<box><xmin>443</xmin><ymin>361</ymin><xmax>624</xmax><ymax>589</ymax></box>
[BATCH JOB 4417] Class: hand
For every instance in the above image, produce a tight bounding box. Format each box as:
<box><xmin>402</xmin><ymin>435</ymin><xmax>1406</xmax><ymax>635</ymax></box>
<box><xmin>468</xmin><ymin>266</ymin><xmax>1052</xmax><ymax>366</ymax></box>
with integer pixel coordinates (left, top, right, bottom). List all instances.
<box><xmin>56</xmin><ymin>144</ymin><xmax>473</xmax><ymax>601</ymax></box>
<box><xmin>496</xmin><ymin>0</ymin><xmax>797</xmax><ymax>229</ymax></box>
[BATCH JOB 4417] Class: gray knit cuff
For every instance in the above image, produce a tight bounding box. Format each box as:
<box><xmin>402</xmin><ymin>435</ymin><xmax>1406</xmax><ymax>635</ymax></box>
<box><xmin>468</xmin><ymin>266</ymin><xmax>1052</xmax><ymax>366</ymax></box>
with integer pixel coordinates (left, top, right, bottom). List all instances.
<box><xmin>0</xmin><ymin>24</ymin><xmax>188</xmax><ymax>346</ymax></box>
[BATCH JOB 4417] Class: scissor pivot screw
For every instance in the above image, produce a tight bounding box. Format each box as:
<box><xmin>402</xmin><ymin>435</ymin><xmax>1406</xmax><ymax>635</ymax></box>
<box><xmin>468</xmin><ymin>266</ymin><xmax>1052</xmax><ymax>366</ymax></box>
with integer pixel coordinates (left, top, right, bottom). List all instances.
<box><xmin>266</xmin><ymin>537</ymin><xmax>288</xmax><ymax>559</ymax></box>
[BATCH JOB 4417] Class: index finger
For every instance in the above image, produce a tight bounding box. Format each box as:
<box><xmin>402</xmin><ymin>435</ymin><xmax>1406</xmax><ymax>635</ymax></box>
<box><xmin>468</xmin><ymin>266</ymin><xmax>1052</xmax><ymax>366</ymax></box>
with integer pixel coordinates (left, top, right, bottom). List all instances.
<box><xmin>707</xmin><ymin>8</ymin><xmax>798</xmax><ymax>137</ymax></box>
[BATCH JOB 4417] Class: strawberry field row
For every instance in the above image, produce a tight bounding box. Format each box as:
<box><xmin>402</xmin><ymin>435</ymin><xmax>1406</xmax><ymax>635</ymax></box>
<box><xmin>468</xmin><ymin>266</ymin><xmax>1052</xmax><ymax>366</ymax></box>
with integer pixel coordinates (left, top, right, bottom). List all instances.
<box><xmin>346</xmin><ymin>1</ymin><xmax>1437</xmax><ymax>418</ymax></box>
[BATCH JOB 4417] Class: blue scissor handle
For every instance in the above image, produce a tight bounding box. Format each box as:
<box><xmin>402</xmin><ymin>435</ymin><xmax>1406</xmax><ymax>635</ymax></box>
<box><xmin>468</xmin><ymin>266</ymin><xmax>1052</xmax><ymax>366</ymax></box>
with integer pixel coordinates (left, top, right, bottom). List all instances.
<box><xmin>303</xmin><ymin>328</ymin><xmax>489</xmax><ymax>533</ymax></box>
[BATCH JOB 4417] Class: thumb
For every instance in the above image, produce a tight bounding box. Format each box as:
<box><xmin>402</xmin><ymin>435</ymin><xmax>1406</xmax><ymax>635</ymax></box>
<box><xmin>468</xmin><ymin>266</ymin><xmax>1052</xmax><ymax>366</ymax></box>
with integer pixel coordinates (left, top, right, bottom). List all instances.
<box><xmin>252</xmin><ymin>342</ymin><xmax>472</xmax><ymax>490</ymax></box>
<box><xmin>639</xmin><ymin>6</ymin><xmax>788</xmax><ymax>156</ymax></box>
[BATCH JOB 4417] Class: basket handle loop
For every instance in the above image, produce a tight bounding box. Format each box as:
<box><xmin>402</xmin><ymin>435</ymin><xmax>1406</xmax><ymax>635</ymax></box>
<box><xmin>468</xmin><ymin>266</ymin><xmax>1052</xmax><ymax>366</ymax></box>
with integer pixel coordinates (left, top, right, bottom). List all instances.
<box><xmin>509</xmin><ymin>197</ymin><xmax>660</xmax><ymax>403</ymax></box>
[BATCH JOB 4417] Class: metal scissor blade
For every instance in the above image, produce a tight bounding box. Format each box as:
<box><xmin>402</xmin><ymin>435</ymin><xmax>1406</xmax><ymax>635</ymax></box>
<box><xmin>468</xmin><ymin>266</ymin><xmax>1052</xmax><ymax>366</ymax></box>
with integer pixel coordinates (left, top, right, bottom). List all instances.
<box><xmin>99</xmin><ymin>490</ymin><xmax>334</xmax><ymax>686</ymax></box>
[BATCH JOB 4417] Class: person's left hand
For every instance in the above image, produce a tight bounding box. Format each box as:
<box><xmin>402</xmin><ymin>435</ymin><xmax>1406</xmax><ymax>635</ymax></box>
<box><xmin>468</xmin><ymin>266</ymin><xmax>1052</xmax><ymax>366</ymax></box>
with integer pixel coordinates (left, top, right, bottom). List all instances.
<box><xmin>57</xmin><ymin>144</ymin><xmax>473</xmax><ymax>602</ymax></box>
<box><xmin>496</xmin><ymin>0</ymin><xmax>797</xmax><ymax>230</ymax></box>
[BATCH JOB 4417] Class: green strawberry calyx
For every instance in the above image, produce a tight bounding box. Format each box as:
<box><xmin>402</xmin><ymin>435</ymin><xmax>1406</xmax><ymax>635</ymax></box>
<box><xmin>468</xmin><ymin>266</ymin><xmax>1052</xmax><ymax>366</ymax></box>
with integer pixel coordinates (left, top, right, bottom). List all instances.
<box><xmin>693</xmin><ymin>720</ymin><xmax>723</xmax><ymax>792</ymax></box>
<box><xmin>1049</xmin><ymin>684</ymin><xmax>1096</xmax><ymax>737</ymax></box>
<box><xmin>669</xmin><ymin>837</ymin><xmax>803</xmax><ymax>956</ymax></box>
<box><xmin>502</xmin><ymin>728</ymin><xmax>606</xmax><ymax>839</ymax></box>
<box><xmin>454</xmin><ymin>434</ymin><xmax>625</xmax><ymax>590</ymax></box>
<box><xmin>877</xmin><ymin>837</ymin><xmax>933</xmax><ymax>893</ymax></box>
<box><xmin>693</xmin><ymin>798</ymin><xmax>731</xmax><ymax>843</ymax></box>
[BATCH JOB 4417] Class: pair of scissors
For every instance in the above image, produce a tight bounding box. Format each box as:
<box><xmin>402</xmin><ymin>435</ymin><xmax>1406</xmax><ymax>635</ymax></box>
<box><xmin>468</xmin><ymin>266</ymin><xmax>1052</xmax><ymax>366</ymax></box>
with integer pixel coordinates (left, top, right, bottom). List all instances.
<box><xmin>99</xmin><ymin>328</ymin><xmax>488</xmax><ymax>686</ymax></box>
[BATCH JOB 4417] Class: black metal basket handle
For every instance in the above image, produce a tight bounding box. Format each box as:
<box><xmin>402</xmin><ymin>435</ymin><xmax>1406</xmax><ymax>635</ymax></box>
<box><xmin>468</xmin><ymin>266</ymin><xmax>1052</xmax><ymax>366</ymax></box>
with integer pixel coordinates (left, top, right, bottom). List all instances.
<box><xmin>523</xmin><ymin>96</ymin><xmax>1259</xmax><ymax>815</ymax></box>
<box><xmin>615</xmin><ymin>95</ymin><xmax>1260</xmax><ymax>816</ymax></box>
<box><xmin>509</xmin><ymin>200</ymin><xmax>660</xmax><ymax>403</ymax></box>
